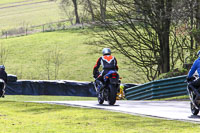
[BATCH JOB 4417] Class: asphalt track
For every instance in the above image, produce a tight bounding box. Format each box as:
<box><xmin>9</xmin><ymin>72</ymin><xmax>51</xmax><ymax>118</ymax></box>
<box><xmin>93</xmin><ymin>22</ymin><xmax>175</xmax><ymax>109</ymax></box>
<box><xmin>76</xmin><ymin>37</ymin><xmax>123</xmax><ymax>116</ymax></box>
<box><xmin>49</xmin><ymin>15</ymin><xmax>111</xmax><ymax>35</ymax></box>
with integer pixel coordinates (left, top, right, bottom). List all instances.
<box><xmin>35</xmin><ymin>100</ymin><xmax>200</xmax><ymax>123</ymax></box>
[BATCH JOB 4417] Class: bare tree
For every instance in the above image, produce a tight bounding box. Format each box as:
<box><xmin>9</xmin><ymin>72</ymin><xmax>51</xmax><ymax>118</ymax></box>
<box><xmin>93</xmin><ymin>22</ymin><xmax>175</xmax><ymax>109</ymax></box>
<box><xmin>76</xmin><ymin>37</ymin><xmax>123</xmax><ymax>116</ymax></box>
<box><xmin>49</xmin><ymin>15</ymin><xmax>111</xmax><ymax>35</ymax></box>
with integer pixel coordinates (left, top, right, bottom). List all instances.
<box><xmin>0</xmin><ymin>43</ymin><xmax>8</xmax><ymax>65</ymax></box>
<box><xmin>92</xmin><ymin>0</ymin><xmax>174</xmax><ymax>81</ymax></box>
<box><xmin>44</xmin><ymin>51</ymin><xmax>52</xmax><ymax>80</ymax></box>
<box><xmin>86</xmin><ymin>0</ymin><xmax>95</xmax><ymax>21</ymax></box>
<box><xmin>59</xmin><ymin>0</ymin><xmax>75</xmax><ymax>25</ymax></box>
<box><xmin>72</xmin><ymin>0</ymin><xmax>80</xmax><ymax>24</ymax></box>
<box><xmin>60</xmin><ymin>0</ymin><xmax>80</xmax><ymax>24</ymax></box>
<box><xmin>99</xmin><ymin>0</ymin><xmax>107</xmax><ymax>21</ymax></box>
<box><xmin>194</xmin><ymin>0</ymin><xmax>200</xmax><ymax>46</ymax></box>
<box><xmin>171</xmin><ymin>0</ymin><xmax>200</xmax><ymax>62</ymax></box>
<box><xmin>43</xmin><ymin>47</ymin><xmax>63</xmax><ymax>80</ymax></box>
<box><xmin>52</xmin><ymin>46</ymin><xmax>63</xmax><ymax>80</ymax></box>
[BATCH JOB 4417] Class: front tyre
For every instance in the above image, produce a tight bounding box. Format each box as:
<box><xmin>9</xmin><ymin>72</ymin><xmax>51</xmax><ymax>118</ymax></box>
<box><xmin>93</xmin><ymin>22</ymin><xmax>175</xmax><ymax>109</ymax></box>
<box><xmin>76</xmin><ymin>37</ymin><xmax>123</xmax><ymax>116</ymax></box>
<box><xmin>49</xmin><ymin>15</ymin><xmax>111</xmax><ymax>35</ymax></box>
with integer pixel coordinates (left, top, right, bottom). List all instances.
<box><xmin>0</xmin><ymin>83</ymin><xmax>4</xmax><ymax>97</ymax></box>
<box><xmin>190</xmin><ymin>102</ymin><xmax>199</xmax><ymax>115</ymax></box>
<box><xmin>98</xmin><ymin>93</ymin><xmax>104</xmax><ymax>104</ymax></box>
<box><xmin>108</xmin><ymin>84</ymin><xmax>117</xmax><ymax>105</ymax></box>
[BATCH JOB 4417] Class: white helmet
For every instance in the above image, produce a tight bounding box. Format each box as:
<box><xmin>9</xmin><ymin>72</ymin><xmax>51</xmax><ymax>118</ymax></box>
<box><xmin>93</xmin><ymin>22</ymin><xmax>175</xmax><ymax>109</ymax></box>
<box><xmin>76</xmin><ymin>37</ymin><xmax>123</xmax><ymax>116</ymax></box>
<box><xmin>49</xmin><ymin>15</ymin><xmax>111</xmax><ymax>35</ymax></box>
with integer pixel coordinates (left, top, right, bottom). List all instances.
<box><xmin>102</xmin><ymin>48</ymin><xmax>111</xmax><ymax>55</ymax></box>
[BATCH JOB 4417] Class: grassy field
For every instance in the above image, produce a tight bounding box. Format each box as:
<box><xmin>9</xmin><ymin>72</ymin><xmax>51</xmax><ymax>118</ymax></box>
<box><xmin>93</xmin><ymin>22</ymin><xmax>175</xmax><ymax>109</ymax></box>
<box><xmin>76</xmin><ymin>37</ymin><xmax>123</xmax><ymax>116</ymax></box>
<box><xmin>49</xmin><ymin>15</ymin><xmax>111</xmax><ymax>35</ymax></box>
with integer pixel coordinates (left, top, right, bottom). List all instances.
<box><xmin>0</xmin><ymin>0</ymin><xmax>36</xmax><ymax>4</ymax></box>
<box><xmin>0</xmin><ymin>95</ymin><xmax>199</xmax><ymax>133</ymax></box>
<box><xmin>0</xmin><ymin>0</ymin><xmax>63</xmax><ymax>30</ymax></box>
<box><xmin>0</xmin><ymin>29</ymin><xmax>144</xmax><ymax>83</ymax></box>
<box><xmin>0</xmin><ymin>0</ymin><xmax>145</xmax><ymax>84</ymax></box>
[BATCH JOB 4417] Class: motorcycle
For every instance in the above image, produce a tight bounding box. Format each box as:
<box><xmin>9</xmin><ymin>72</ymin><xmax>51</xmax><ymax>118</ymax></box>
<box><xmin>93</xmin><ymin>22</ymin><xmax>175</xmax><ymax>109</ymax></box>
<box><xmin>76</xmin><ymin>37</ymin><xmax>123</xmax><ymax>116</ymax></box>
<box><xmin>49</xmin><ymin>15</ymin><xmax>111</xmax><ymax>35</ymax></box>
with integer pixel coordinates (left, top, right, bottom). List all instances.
<box><xmin>94</xmin><ymin>70</ymin><xmax>120</xmax><ymax>105</ymax></box>
<box><xmin>0</xmin><ymin>79</ymin><xmax>6</xmax><ymax>98</ymax></box>
<box><xmin>187</xmin><ymin>76</ymin><xmax>200</xmax><ymax>115</ymax></box>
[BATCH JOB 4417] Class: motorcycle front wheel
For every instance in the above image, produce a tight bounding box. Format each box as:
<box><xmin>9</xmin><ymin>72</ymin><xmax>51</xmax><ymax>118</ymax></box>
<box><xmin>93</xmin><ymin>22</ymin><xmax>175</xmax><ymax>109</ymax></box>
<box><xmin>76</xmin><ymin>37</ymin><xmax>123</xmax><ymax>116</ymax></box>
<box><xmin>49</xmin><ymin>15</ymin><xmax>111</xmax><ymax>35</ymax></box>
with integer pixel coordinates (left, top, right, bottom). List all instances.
<box><xmin>98</xmin><ymin>93</ymin><xmax>104</xmax><ymax>104</ymax></box>
<box><xmin>108</xmin><ymin>84</ymin><xmax>117</xmax><ymax>105</ymax></box>
<box><xmin>190</xmin><ymin>102</ymin><xmax>199</xmax><ymax>115</ymax></box>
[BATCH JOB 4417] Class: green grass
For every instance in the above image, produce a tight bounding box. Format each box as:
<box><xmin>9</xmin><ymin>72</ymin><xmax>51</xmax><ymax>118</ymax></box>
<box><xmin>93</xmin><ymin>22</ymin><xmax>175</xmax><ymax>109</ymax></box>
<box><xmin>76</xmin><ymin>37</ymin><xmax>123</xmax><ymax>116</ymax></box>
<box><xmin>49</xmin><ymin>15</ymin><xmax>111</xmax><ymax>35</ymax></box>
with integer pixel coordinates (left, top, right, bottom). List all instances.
<box><xmin>155</xmin><ymin>95</ymin><xmax>189</xmax><ymax>101</ymax></box>
<box><xmin>1</xmin><ymin>95</ymin><xmax>97</xmax><ymax>101</ymax></box>
<box><xmin>0</xmin><ymin>29</ymin><xmax>144</xmax><ymax>83</ymax></box>
<box><xmin>0</xmin><ymin>0</ymin><xmax>31</xmax><ymax>4</ymax></box>
<box><xmin>0</xmin><ymin>0</ymin><xmax>63</xmax><ymax>30</ymax></box>
<box><xmin>0</xmin><ymin>96</ymin><xmax>199</xmax><ymax>133</ymax></box>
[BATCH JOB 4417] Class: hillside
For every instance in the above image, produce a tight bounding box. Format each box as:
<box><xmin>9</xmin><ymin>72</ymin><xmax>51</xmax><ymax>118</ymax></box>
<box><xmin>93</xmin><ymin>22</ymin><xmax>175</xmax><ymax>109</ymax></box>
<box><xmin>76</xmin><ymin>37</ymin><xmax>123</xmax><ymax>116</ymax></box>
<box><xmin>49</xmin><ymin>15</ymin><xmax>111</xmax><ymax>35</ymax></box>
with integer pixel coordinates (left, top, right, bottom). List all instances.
<box><xmin>0</xmin><ymin>29</ymin><xmax>145</xmax><ymax>84</ymax></box>
<box><xmin>0</xmin><ymin>0</ymin><xmax>146</xmax><ymax>84</ymax></box>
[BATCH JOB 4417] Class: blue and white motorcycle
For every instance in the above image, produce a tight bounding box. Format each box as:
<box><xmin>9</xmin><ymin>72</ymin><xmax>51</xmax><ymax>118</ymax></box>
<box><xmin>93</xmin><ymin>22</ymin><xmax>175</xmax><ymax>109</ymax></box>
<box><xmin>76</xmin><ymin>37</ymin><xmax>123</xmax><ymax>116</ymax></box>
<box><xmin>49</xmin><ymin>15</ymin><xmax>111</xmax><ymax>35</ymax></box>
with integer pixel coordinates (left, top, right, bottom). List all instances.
<box><xmin>94</xmin><ymin>70</ymin><xmax>120</xmax><ymax>105</ymax></box>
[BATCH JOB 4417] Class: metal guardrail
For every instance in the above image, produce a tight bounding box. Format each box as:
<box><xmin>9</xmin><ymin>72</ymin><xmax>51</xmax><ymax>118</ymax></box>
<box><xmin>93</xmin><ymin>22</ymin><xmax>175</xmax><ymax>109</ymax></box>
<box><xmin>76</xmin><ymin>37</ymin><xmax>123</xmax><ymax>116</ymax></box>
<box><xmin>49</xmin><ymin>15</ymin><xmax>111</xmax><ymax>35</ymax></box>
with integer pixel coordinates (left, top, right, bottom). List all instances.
<box><xmin>125</xmin><ymin>75</ymin><xmax>187</xmax><ymax>100</ymax></box>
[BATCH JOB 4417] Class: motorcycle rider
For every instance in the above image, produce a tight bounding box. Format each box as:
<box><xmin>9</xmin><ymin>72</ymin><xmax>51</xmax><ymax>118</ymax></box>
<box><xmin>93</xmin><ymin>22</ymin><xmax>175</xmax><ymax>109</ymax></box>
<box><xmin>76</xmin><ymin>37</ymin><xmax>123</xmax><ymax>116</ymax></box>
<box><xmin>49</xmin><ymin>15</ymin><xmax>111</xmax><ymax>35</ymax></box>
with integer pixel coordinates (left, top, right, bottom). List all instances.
<box><xmin>0</xmin><ymin>65</ymin><xmax>7</xmax><ymax>98</ymax></box>
<box><xmin>93</xmin><ymin>48</ymin><xmax>118</xmax><ymax>94</ymax></box>
<box><xmin>187</xmin><ymin>50</ymin><xmax>200</xmax><ymax>87</ymax></box>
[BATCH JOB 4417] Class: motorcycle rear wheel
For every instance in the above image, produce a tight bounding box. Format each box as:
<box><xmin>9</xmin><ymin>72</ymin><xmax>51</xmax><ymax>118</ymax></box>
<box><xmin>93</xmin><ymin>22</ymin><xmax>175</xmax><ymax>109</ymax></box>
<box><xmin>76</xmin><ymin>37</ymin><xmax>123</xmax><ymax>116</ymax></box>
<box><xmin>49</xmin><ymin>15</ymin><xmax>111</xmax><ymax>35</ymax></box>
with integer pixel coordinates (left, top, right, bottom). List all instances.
<box><xmin>108</xmin><ymin>84</ymin><xmax>117</xmax><ymax>105</ymax></box>
<box><xmin>190</xmin><ymin>102</ymin><xmax>199</xmax><ymax>115</ymax></box>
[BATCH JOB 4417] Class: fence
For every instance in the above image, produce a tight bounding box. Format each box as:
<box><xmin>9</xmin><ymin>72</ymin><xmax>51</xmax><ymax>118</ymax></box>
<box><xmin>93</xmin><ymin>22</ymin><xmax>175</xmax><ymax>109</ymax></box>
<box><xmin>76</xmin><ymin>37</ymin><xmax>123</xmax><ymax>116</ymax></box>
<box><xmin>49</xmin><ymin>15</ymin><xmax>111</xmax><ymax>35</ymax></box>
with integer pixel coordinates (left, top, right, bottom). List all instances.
<box><xmin>125</xmin><ymin>75</ymin><xmax>187</xmax><ymax>100</ymax></box>
<box><xmin>0</xmin><ymin>19</ymin><xmax>89</xmax><ymax>39</ymax></box>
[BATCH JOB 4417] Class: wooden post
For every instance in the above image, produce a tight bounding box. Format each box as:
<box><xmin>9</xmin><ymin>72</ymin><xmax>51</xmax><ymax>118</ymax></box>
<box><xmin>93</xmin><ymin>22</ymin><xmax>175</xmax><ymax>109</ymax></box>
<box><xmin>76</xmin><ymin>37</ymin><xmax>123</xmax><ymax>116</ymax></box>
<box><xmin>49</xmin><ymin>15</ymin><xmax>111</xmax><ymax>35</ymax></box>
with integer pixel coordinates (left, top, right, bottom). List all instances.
<box><xmin>26</xmin><ymin>28</ymin><xmax>28</xmax><ymax>35</ymax></box>
<box><xmin>43</xmin><ymin>25</ymin><xmax>45</xmax><ymax>32</ymax></box>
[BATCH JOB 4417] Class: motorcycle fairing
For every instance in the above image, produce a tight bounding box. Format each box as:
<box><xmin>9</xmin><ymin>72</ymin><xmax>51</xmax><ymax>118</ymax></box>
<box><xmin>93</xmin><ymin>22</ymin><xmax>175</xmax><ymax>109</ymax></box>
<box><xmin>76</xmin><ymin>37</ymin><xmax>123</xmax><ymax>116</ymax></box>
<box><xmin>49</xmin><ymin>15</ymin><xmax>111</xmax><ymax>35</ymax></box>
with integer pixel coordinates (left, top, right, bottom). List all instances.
<box><xmin>103</xmin><ymin>70</ymin><xmax>119</xmax><ymax>84</ymax></box>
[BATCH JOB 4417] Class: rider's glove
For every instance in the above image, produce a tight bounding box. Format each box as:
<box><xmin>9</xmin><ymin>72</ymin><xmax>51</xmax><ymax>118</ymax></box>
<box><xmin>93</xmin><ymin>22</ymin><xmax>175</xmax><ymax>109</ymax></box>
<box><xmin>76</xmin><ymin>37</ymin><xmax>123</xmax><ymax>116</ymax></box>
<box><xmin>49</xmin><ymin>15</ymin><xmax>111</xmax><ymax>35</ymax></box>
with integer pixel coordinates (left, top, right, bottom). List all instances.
<box><xmin>186</xmin><ymin>77</ymin><xmax>192</xmax><ymax>82</ymax></box>
<box><xmin>93</xmin><ymin>74</ymin><xmax>99</xmax><ymax>79</ymax></box>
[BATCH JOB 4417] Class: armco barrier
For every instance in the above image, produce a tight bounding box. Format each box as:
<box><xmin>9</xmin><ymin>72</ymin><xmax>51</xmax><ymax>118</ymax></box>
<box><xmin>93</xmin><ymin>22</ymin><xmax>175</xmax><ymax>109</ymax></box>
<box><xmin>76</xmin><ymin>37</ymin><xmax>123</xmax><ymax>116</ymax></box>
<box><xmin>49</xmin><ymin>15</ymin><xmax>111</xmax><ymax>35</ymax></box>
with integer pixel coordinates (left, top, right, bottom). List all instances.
<box><xmin>125</xmin><ymin>75</ymin><xmax>187</xmax><ymax>100</ymax></box>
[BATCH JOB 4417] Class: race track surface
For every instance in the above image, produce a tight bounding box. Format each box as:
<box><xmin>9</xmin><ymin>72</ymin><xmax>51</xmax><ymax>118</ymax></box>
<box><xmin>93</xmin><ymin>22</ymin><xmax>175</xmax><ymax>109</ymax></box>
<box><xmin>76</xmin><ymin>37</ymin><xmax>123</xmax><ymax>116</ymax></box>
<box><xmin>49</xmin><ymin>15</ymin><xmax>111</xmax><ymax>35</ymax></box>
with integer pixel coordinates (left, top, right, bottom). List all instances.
<box><xmin>34</xmin><ymin>100</ymin><xmax>200</xmax><ymax>123</ymax></box>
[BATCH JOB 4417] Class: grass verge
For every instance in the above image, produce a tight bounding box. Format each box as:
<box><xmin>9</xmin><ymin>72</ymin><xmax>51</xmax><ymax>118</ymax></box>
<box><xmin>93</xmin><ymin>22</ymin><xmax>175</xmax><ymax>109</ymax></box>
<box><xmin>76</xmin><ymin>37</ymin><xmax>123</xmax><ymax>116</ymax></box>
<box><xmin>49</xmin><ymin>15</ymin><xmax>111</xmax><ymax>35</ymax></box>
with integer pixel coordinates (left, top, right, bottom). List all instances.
<box><xmin>155</xmin><ymin>95</ymin><xmax>189</xmax><ymax>101</ymax></box>
<box><xmin>1</xmin><ymin>95</ymin><xmax>97</xmax><ymax>102</ymax></box>
<box><xmin>0</xmin><ymin>95</ymin><xmax>199</xmax><ymax>133</ymax></box>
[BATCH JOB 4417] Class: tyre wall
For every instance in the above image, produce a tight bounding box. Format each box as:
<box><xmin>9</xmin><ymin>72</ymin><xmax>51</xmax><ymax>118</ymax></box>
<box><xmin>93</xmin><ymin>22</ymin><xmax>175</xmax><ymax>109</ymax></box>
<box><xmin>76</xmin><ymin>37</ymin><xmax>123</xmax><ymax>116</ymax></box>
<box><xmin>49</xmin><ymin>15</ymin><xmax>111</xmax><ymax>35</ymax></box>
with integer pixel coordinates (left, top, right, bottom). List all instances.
<box><xmin>5</xmin><ymin>75</ymin><xmax>137</xmax><ymax>97</ymax></box>
<box><xmin>6</xmin><ymin>80</ymin><xmax>97</xmax><ymax>97</ymax></box>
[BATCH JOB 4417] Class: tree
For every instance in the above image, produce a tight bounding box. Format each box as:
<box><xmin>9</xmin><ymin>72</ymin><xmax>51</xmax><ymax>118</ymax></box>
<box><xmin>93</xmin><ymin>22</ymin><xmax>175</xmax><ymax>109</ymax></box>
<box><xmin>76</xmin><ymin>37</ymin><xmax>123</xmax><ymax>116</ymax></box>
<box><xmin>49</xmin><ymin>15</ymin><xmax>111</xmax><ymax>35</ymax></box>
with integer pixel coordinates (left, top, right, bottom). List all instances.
<box><xmin>60</xmin><ymin>0</ymin><xmax>80</xmax><ymax>24</ymax></box>
<box><xmin>43</xmin><ymin>47</ymin><xmax>63</xmax><ymax>80</ymax></box>
<box><xmin>173</xmin><ymin>0</ymin><xmax>200</xmax><ymax>60</ymax></box>
<box><xmin>52</xmin><ymin>46</ymin><xmax>63</xmax><ymax>80</ymax></box>
<box><xmin>44</xmin><ymin>51</ymin><xmax>51</xmax><ymax>80</ymax></box>
<box><xmin>99</xmin><ymin>0</ymin><xmax>107</xmax><ymax>21</ymax></box>
<box><xmin>194</xmin><ymin>0</ymin><xmax>200</xmax><ymax>46</ymax></box>
<box><xmin>86</xmin><ymin>0</ymin><xmax>95</xmax><ymax>21</ymax></box>
<box><xmin>93</xmin><ymin>0</ymin><xmax>174</xmax><ymax>81</ymax></box>
<box><xmin>72</xmin><ymin>0</ymin><xmax>80</xmax><ymax>24</ymax></box>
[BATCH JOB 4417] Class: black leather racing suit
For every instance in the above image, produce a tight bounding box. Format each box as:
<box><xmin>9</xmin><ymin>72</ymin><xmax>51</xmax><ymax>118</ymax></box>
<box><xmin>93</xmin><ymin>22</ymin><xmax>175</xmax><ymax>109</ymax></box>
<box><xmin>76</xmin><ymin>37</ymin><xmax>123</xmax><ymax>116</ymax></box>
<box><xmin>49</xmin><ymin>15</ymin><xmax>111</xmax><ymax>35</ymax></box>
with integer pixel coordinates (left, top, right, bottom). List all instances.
<box><xmin>93</xmin><ymin>55</ymin><xmax>118</xmax><ymax>81</ymax></box>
